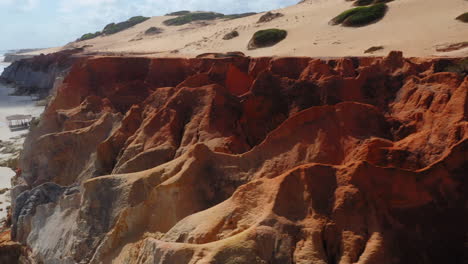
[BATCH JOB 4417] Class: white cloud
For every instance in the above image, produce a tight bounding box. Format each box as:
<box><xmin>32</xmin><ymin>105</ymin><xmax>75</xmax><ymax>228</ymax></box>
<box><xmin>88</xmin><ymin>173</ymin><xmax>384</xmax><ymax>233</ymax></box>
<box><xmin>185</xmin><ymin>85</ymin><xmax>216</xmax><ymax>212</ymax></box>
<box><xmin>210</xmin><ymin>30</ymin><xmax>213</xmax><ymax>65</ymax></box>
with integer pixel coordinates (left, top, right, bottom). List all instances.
<box><xmin>58</xmin><ymin>0</ymin><xmax>116</xmax><ymax>12</ymax></box>
<box><xmin>0</xmin><ymin>0</ymin><xmax>39</xmax><ymax>11</ymax></box>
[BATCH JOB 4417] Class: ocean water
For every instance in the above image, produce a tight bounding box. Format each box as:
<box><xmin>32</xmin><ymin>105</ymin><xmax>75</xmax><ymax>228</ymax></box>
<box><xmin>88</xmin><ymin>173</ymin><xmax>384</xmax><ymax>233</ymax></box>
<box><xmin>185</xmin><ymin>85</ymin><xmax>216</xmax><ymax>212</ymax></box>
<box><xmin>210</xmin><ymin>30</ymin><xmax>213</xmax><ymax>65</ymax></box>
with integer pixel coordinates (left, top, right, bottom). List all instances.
<box><xmin>0</xmin><ymin>52</ymin><xmax>44</xmax><ymax>220</ymax></box>
<box><xmin>0</xmin><ymin>50</ymin><xmax>5</xmax><ymax>63</ymax></box>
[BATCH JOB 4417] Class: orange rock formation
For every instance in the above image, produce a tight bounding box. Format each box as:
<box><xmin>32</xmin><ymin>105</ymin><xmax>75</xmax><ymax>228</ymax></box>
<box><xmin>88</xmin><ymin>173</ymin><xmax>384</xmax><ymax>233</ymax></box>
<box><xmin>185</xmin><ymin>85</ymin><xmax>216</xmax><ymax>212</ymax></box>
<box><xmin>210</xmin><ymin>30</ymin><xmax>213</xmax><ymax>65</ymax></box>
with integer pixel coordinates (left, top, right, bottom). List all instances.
<box><xmin>11</xmin><ymin>52</ymin><xmax>467</xmax><ymax>263</ymax></box>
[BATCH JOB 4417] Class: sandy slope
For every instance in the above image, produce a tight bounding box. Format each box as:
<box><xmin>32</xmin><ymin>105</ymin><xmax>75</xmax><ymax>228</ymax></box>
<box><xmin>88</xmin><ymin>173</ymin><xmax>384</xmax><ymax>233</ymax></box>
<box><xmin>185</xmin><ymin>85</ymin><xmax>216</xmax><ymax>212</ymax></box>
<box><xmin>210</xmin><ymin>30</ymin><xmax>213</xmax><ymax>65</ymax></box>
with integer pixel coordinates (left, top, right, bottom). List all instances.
<box><xmin>25</xmin><ymin>0</ymin><xmax>468</xmax><ymax>58</ymax></box>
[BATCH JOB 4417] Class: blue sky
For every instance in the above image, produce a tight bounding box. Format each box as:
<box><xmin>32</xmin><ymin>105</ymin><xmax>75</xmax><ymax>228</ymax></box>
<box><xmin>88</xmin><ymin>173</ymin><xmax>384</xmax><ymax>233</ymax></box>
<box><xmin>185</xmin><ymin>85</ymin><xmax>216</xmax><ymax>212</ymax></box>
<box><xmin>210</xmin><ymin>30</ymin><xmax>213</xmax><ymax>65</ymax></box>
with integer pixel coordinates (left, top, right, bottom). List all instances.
<box><xmin>0</xmin><ymin>0</ymin><xmax>298</xmax><ymax>51</ymax></box>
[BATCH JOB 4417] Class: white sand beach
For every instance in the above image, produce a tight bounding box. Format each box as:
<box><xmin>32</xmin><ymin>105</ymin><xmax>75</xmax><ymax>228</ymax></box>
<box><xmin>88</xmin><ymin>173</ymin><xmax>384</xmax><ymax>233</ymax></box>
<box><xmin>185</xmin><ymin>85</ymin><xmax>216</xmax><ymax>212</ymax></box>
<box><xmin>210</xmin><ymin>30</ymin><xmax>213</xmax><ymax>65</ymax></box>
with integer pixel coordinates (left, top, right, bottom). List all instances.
<box><xmin>0</xmin><ymin>79</ymin><xmax>43</xmax><ymax>141</ymax></box>
<box><xmin>0</xmin><ymin>61</ymin><xmax>44</xmax><ymax>221</ymax></box>
<box><xmin>0</xmin><ymin>167</ymin><xmax>14</xmax><ymax>220</ymax></box>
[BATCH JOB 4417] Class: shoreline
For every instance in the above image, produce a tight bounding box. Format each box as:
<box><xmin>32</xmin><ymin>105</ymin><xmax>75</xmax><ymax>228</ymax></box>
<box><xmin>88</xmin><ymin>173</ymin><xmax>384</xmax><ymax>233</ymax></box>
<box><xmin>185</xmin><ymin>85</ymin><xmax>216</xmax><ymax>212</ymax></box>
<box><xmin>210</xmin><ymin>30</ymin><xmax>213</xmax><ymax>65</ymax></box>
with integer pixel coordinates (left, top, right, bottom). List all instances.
<box><xmin>0</xmin><ymin>60</ymin><xmax>44</xmax><ymax>222</ymax></box>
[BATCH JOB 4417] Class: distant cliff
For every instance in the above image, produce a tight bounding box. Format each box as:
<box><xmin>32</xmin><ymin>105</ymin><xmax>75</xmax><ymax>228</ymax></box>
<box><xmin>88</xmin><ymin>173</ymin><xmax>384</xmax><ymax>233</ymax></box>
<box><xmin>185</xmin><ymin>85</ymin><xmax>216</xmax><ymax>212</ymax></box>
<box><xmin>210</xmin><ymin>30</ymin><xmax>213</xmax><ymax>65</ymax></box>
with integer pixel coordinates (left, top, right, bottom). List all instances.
<box><xmin>6</xmin><ymin>52</ymin><xmax>468</xmax><ymax>263</ymax></box>
<box><xmin>0</xmin><ymin>49</ymin><xmax>81</xmax><ymax>97</ymax></box>
<box><xmin>3</xmin><ymin>53</ymin><xmax>34</xmax><ymax>63</ymax></box>
<box><xmin>2</xmin><ymin>49</ymin><xmax>41</xmax><ymax>63</ymax></box>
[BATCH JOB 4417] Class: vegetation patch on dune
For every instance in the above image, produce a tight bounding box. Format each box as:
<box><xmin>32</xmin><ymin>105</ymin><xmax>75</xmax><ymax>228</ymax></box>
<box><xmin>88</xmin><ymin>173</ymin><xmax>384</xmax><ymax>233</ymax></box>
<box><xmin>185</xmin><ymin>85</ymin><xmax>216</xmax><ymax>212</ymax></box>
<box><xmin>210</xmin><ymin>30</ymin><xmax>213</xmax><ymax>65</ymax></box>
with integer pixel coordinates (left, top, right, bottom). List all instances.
<box><xmin>79</xmin><ymin>32</ymin><xmax>102</xmax><ymax>41</ymax></box>
<box><xmin>165</xmin><ymin>11</ymin><xmax>255</xmax><ymax>22</ymax></box>
<box><xmin>364</xmin><ymin>46</ymin><xmax>384</xmax><ymax>53</ymax></box>
<box><xmin>79</xmin><ymin>16</ymin><xmax>150</xmax><ymax>41</ymax></box>
<box><xmin>224</xmin><ymin>12</ymin><xmax>257</xmax><ymax>20</ymax></box>
<box><xmin>248</xmin><ymin>29</ymin><xmax>287</xmax><ymax>50</ymax></box>
<box><xmin>257</xmin><ymin>12</ymin><xmax>284</xmax><ymax>23</ymax></box>
<box><xmin>145</xmin><ymin>27</ymin><xmax>163</xmax><ymax>35</ymax></box>
<box><xmin>102</xmin><ymin>16</ymin><xmax>150</xmax><ymax>35</ymax></box>
<box><xmin>166</xmin><ymin>10</ymin><xmax>191</xmax><ymax>16</ymax></box>
<box><xmin>330</xmin><ymin>3</ymin><xmax>388</xmax><ymax>27</ymax></box>
<box><xmin>223</xmin><ymin>30</ymin><xmax>239</xmax><ymax>40</ymax></box>
<box><xmin>196</xmin><ymin>52</ymin><xmax>245</xmax><ymax>58</ymax></box>
<box><xmin>353</xmin><ymin>0</ymin><xmax>393</xmax><ymax>6</ymax></box>
<box><xmin>163</xmin><ymin>12</ymin><xmax>224</xmax><ymax>26</ymax></box>
<box><xmin>456</xmin><ymin>12</ymin><xmax>468</xmax><ymax>23</ymax></box>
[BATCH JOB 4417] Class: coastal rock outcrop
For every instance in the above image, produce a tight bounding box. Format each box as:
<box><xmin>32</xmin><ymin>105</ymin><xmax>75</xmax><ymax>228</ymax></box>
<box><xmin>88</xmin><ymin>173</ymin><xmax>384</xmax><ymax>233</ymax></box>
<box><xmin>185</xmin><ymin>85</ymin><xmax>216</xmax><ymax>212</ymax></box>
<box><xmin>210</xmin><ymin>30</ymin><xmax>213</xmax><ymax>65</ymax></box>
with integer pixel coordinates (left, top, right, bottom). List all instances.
<box><xmin>2</xmin><ymin>49</ymin><xmax>42</xmax><ymax>63</ymax></box>
<box><xmin>0</xmin><ymin>48</ymin><xmax>80</xmax><ymax>97</ymax></box>
<box><xmin>11</xmin><ymin>52</ymin><xmax>468</xmax><ymax>263</ymax></box>
<box><xmin>3</xmin><ymin>53</ymin><xmax>34</xmax><ymax>63</ymax></box>
<box><xmin>0</xmin><ymin>230</ymin><xmax>28</xmax><ymax>263</ymax></box>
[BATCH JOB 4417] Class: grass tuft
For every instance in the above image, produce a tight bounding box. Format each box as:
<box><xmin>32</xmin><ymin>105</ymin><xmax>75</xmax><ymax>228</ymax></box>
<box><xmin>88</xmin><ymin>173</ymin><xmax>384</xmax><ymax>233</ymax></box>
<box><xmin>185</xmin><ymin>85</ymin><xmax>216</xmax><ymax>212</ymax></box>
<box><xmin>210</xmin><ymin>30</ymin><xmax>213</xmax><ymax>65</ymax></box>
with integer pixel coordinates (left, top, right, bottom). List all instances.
<box><xmin>364</xmin><ymin>46</ymin><xmax>384</xmax><ymax>53</ymax></box>
<box><xmin>353</xmin><ymin>0</ymin><xmax>393</xmax><ymax>6</ymax></box>
<box><xmin>79</xmin><ymin>32</ymin><xmax>101</xmax><ymax>41</ymax></box>
<box><xmin>102</xmin><ymin>16</ymin><xmax>150</xmax><ymax>35</ymax></box>
<box><xmin>223</xmin><ymin>31</ymin><xmax>239</xmax><ymax>40</ymax></box>
<box><xmin>145</xmin><ymin>27</ymin><xmax>163</xmax><ymax>35</ymax></box>
<box><xmin>456</xmin><ymin>12</ymin><xmax>468</xmax><ymax>23</ymax></box>
<box><xmin>165</xmin><ymin>11</ymin><xmax>191</xmax><ymax>16</ymax></box>
<box><xmin>257</xmin><ymin>12</ymin><xmax>284</xmax><ymax>23</ymax></box>
<box><xmin>248</xmin><ymin>29</ymin><xmax>287</xmax><ymax>49</ymax></box>
<box><xmin>224</xmin><ymin>12</ymin><xmax>257</xmax><ymax>20</ymax></box>
<box><xmin>331</xmin><ymin>3</ymin><xmax>388</xmax><ymax>27</ymax></box>
<box><xmin>163</xmin><ymin>12</ymin><xmax>224</xmax><ymax>26</ymax></box>
<box><xmin>78</xmin><ymin>16</ymin><xmax>149</xmax><ymax>41</ymax></box>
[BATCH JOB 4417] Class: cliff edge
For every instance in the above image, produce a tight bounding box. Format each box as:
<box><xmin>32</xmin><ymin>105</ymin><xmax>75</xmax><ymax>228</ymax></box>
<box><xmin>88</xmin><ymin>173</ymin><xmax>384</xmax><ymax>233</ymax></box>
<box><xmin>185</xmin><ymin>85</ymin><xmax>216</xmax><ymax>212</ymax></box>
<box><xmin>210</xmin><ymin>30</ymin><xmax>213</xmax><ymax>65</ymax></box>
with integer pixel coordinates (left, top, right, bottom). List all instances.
<box><xmin>8</xmin><ymin>52</ymin><xmax>468</xmax><ymax>263</ymax></box>
<box><xmin>0</xmin><ymin>49</ymin><xmax>80</xmax><ymax>97</ymax></box>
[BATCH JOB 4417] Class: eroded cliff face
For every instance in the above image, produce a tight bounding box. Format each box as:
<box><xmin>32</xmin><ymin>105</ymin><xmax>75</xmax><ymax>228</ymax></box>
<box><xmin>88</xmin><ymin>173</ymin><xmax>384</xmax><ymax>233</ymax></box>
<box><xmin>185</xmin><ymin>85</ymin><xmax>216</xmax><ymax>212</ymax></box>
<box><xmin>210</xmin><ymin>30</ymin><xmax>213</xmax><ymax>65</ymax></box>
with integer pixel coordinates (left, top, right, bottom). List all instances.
<box><xmin>0</xmin><ymin>49</ymin><xmax>80</xmax><ymax>97</ymax></box>
<box><xmin>11</xmin><ymin>52</ymin><xmax>468</xmax><ymax>263</ymax></box>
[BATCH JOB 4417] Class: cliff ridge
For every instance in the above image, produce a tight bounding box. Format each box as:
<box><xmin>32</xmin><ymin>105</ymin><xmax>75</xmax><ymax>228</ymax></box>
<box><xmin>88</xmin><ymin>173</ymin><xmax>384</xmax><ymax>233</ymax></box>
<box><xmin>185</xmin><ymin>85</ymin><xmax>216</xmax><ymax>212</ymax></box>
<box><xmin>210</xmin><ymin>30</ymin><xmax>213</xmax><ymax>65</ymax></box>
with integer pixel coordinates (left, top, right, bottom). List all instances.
<box><xmin>8</xmin><ymin>52</ymin><xmax>468</xmax><ymax>263</ymax></box>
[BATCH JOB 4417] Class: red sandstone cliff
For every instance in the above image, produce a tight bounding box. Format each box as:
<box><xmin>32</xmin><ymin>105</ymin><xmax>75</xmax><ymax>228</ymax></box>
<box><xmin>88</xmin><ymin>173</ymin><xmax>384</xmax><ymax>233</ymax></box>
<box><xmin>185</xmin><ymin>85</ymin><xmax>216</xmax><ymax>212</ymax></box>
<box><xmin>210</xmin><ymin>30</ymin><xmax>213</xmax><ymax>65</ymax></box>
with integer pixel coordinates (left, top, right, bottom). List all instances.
<box><xmin>8</xmin><ymin>52</ymin><xmax>468</xmax><ymax>263</ymax></box>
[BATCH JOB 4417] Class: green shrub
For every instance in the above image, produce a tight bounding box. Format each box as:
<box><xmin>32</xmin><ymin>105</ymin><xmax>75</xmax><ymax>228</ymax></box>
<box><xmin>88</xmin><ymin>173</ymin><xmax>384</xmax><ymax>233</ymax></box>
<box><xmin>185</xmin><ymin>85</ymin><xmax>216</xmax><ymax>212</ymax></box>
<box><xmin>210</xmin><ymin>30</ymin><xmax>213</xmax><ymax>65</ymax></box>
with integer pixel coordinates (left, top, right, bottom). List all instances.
<box><xmin>248</xmin><ymin>29</ymin><xmax>287</xmax><ymax>49</ymax></box>
<box><xmin>354</xmin><ymin>0</ymin><xmax>393</xmax><ymax>6</ymax></box>
<box><xmin>79</xmin><ymin>31</ymin><xmax>102</xmax><ymax>41</ymax></box>
<box><xmin>354</xmin><ymin>0</ymin><xmax>373</xmax><ymax>6</ymax></box>
<box><xmin>78</xmin><ymin>16</ymin><xmax>149</xmax><ymax>41</ymax></box>
<box><xmin>166</xmin><ymin>10</ymin><xmax>191</xmax><ymax>16</ymax></box>
<box><xmin>456</xmin><ymin>12</ymin><xmax>468</xmax><ymax>22</ymax></box>
<box><xmin>224</xmin><ymin>12</ymin><xmax>257</xmax><ymax>20</ymax></box>
<box><xmin>102</xmin><ymin>16</ymin><xmax>150</xmax><ymax>35</ymax></box>
<box><xmin>364</xmin><ymin>46</ymin><xmax>384</xmax><ymax>53</ymax></box>
<box><xmin>257</xmin><ymin>12</ymin><xmax>284</xmax><ymax>23</ymax></box>
<box><xmin>145</xmin><ymin>27</ymin><xmax>163</xmax><ymax>35</ymax></box>
<box><xmin>374</xmin><ymin>0</ymin><xmax>393</xmax><ymax>3</ymax></box>
<box><xmin>223</xmin><ymin>30</ymin><xmax>239</xmax><ymax>40</ymax></box>
<box><xmin>163</xmin><ymin>12</ymin><xmax>225</xmax><ymax>26</ymax></box>
<box><xmin>331</xmin><ymin>3</ymin><xmax>388</xmax><ymax>26</ymax></box>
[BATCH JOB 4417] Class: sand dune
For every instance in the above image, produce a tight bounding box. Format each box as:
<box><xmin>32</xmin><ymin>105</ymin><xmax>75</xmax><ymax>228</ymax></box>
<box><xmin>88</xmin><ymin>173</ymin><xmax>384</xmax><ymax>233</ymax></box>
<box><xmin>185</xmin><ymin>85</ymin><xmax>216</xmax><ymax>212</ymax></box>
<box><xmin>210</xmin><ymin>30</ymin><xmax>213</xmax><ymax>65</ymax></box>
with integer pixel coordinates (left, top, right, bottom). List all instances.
<box><xmin>27</xmin><ymin>0</ymin><xmax>468</xmax><ymax>58</ymax></box>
